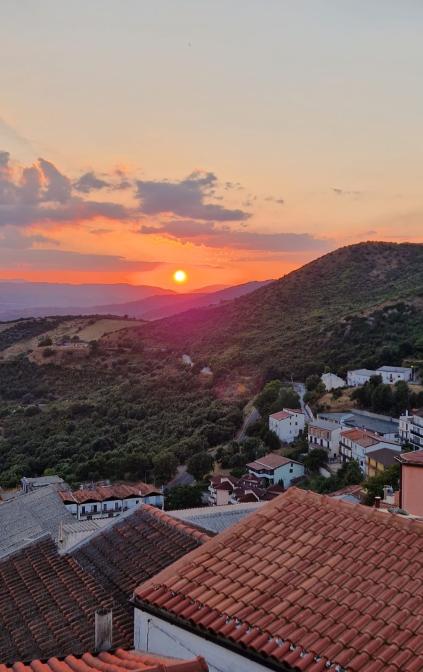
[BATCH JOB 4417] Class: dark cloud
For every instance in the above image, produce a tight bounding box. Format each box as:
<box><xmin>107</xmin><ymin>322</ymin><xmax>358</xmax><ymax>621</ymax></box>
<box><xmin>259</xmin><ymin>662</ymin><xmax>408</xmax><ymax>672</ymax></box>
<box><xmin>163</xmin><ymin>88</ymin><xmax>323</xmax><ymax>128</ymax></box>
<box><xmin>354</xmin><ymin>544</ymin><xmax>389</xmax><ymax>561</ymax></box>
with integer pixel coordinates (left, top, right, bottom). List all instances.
<box><xmin>0</xmin><ymin>227</ymin><xmax>59</xmax><ymax>249</ymax></box>
<box><xmin>74</xmin><ymin>171</ymin><xmax>110</xmax><ymax>193</ymax></box>
<box><xmin>0</xmin><ymin>152</ymin><xmax>131</xmax><ymax>227</ymax></box>
<box><xmin>136</xmin><ymin>171</ymin><xmax>250</xmax><ymax>221</ymax></box>
<box><xmin>139</xmin><ymin>219</ymin><xmax>330</xmax><ymax>252</ymax></box>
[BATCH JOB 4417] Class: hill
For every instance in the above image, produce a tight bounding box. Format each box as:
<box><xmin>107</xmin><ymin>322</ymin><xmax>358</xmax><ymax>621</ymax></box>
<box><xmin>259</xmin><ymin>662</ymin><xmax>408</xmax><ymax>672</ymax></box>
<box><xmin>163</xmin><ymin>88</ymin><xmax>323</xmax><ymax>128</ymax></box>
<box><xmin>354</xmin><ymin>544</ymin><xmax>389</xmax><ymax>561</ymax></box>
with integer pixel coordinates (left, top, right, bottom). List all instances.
<box><xmin>0</xmin><ymin>281</ymin><xmax>174</xmax><ymax>320</ymax></box>
<box><xmin>93</xmin><ymin>280</ymin><xmax>272</xmax><ymax>320</ymax></box>
<box><xmin>137</xmin><ymin>242</ymin><xmax>423</xmax><ymax>381</ymax></box>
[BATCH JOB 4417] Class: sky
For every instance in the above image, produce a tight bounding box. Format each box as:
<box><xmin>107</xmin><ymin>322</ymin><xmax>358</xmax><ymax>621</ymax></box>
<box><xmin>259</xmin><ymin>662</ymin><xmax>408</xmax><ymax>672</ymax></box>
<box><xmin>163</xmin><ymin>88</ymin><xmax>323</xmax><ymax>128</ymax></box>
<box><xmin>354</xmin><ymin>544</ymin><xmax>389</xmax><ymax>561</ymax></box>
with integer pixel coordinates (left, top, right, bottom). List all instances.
<box><xmin>1</xmin><ymin>0</ymin><xmax>423</xmax><ymax>290</ymax></box>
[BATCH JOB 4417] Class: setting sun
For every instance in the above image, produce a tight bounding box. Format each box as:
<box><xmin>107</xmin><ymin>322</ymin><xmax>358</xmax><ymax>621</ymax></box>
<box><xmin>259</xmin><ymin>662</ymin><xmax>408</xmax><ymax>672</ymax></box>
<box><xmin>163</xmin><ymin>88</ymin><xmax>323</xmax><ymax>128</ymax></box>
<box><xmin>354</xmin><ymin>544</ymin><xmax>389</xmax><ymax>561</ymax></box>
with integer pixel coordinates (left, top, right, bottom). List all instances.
<box><xmin>173</xmin><ymin>269</ymin><xmax>188</xmax><ymax>284</ymax></box>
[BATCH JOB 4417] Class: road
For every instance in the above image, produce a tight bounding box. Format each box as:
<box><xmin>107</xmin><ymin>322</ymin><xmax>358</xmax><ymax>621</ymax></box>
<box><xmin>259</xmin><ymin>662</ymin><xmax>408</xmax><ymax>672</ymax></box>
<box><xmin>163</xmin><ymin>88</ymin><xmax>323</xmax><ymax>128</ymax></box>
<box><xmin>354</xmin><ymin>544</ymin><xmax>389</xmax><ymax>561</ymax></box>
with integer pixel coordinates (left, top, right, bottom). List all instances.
<box><xmin>165</xmin><ymin>465</ymin><xmax>196</xmax><ymax>490</ymax></box>
<box><xmin>292</xmin><ymin>381</ymin><xmax>314</xmax><ymax>421</ymax></box>
<box><xmin>236</xmin><ymin>406</ymin><xmax>261</xmax><ymax>441</ymax></box>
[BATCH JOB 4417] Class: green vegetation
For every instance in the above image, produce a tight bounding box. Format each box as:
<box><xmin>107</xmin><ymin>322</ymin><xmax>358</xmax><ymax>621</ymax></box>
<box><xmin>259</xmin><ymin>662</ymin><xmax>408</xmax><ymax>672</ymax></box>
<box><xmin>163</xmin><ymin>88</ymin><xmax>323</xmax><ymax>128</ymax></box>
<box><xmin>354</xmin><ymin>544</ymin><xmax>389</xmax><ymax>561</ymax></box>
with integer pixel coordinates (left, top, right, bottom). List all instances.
<box><xmin>303</xmin><ymin>448</ymin><xmax>328</xmax><ymax>473</ymax></box>
<box><xmin>165</xmin><ymin>484</ymin><xmax>206</xmax><ymax>510</ymax></box>
<box><xmin>186</xmin><ymin>451</ymin><xmax>214</xmax><ymax>480</ymax></box>
<box><xmin>301</xmin><ymin>460</ymin><xmax>363</xmax><ymax>494</ymax></box>
<box><xmin>0</xmin><ymin>352</ymin><xmax>241</xmax><ymax>487</ymax></box>
<box><xmin>352</xmin><ymin>377</ymin><xmax>423</xmax><ymax>417</ymax></box>
<box><xmin>142</xmin><ymin>243</ymin><xmax>423</xmax><ymax>381</ymax></box>
<box><xmin>363</xmin><ymin>464</ymin><xmax>400</xmax><ymax>506</ymax></box>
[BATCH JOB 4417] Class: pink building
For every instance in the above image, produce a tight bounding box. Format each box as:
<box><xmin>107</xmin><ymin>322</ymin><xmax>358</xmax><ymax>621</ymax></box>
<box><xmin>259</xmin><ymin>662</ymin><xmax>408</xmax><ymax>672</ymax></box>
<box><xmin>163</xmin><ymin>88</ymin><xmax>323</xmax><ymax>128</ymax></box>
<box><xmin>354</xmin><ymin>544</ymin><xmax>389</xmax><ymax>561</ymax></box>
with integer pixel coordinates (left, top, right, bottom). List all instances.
<box><xmin>397</xmin><ymin>450</ymin><xmax>423</xmax><ymax>516</ymax></box>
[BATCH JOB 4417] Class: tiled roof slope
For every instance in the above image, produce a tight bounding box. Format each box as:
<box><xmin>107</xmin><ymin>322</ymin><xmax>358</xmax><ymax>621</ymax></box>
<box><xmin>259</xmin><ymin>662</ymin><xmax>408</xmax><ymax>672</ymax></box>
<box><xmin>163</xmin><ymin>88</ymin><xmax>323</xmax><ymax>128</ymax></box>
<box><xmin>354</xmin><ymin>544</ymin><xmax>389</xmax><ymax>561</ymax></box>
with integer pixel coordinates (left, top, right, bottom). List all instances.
<box><xmin>0</xmin><ymin>648</ymin><xmax>208</xmax><ymax>672</ymax></box>
<box><xmin>70</xmin><ymin>505</ymin><xmax>211</xmax><ymax>627</ymax></box>
<box><xmin>135</xmin><ymin>488</ymin><xmax>423</xmax><ymax>672</ymax></box>
<box><xmin>0</xmin><ymin>485</ymin><xmax>74</xmax><ymax>559</ymax></box>
<box><xmin>59</xmin><ymin>482</ymin><xmax>160</xmax><ymax>504</ymax></box>
<box><xmin>0</xmin><ymin>537</ymin><xmax>131</xmax><ymax>664</ymax></box>
<box><xmin>397</xmin><ymin>450</ymin><xmax>423</xmax><ymax>465</ymax></box>
<box><xmin>169</xmin><ymin>502</ymin><xmax>264</xmax><ymax>533</ymax></box>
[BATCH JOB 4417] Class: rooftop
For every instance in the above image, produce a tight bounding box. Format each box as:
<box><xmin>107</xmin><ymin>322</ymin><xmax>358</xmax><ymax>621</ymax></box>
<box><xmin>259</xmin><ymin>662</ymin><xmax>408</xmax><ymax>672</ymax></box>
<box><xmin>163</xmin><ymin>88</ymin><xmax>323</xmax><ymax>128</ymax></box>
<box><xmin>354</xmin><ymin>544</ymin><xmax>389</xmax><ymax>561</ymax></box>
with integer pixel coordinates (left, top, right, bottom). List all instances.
<box><xmin>247</xmin><ymin>452</ymin><xmax>301</xmax><ymax>471</ymax></box>
<box><xmin>21</xmin><ymin>475</ymin><xmax>64</xmax><ymax>486</ymax></box>
<box><xmin>377</xmin><ymin>366</ymin><xmax>412</xmax><ymax>373</ymax></box>
<box><xmin>0</xmin><ymin>485</ymin><xmax>74</xmax><ymax>559</ymax></box>
<box><xmin>396</xmin><ymin>450</ymin><xmax>423</xmax><ymax>466</ymax></box>
<box><xmin>0</xmin><ymin>536</ymin><xmax>131</xmax><ymax>664</ymax></box>
<box><xmin>309</xmin><ymin>418</ymin><xmax>341</xmax><ymax>432</ymax></box>
<box><xmin>318</xmin><ymin>410</ymin><xmax>399</xmax><ymax>436</ymax></box>
<box><xmin>135</xmin><ymin>487</ymin><xmax>423</xmax><ymax>672</ymax></box>
<box><xmin>367</xmin><ymin>448</ymin><xmax>400</xmax><ymax>468</ymax></box>
<box><xmin>59</xmin><ymin>482</ymin><xmax>161</xmax><ymax>504</ymax></box>
<box><xmin>69</xmin><ymin>505</ymin><xmax>211</xmax><ymax>632</ymax></box>
<box><xmin>0</xmin><ymin>648</ymin><xmax>208</xmax><ymax>672</ymax></box>
<box><xmin>169</xmin><ymin>502</ymin><xmax>264</xmax><ymax>534</ymax></box>
<box><xmin>341</xmin><ymin>428</ymin><xmax>382</xmax><ymax>448</ymax></box>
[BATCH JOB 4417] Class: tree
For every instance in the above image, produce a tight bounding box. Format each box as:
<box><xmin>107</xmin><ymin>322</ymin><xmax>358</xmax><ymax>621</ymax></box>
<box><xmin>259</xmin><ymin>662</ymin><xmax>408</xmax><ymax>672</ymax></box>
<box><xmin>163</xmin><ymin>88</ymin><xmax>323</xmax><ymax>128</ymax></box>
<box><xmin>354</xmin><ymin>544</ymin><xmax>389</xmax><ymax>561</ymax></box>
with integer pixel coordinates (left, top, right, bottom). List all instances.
<box><xmin>165</xmin><ymin>485</ymin><xmax>205</xmax><ymax>510</ymax></box>
<box><xmin>187</xmin><ymin>451</ymin><xmax>214</xmax><ymax>481</ymax></box>
<box><xmin>363</xmin><ymin>464</ymin><xmax>400</xmax><ymax>505</ymax></box>
<box><xmin>305</xmin><ymin>374</ymin><xmax>321</xmax><ymax>391</ymax></box>
<box><xmin>303</xmin><ymin>448</ymin><xmax>328</xmax><ymax>473</ymax></box>
<box><xmin>152</xmin><ymin>451</ymin><xmax>179</xmax><ymax>484</ymax></box>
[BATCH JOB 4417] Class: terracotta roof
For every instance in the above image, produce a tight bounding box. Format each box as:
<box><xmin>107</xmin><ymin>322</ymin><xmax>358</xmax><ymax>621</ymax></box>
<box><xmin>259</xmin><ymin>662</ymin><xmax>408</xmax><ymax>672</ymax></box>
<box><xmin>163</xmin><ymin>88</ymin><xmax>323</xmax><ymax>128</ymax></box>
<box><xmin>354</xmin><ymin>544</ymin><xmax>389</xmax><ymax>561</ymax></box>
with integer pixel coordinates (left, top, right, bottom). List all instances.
<box><xmin>0</xmin><ymin>648</ymin><xmax>208</xmax><ymax>672</ymax></box>
<box><xmin>59</xmin><ymin>483</ymin><xmax>160</xmax><ymax>505</ymax></box>
<box><xmin>247</xmin><ymin>452</ymin><xmax>301</xmax><ymax>471</ymax></box>
<box><xmin>135</xmin><ymin>488</ymin><xmax>423</xmax><ymax>672</ymax></box>
<box><xmin>269</xmin><ymin>411</ymin><xmax>290</xmax><ymax>421</ymax></box>
<box><xmin>0</xmin><ymin>536</ymin><xmax>131</xmax><ymax>664</ymax></box>
<box><xmin>396</xmin><ymin>450</ymin><xmax>423</xmax><ymax>465</ymax></box>
<box><xmin>70</xmin><ymin>505</ymin><xmax>211</xmax><ymax>633</ymax></box>
<box><xmin>340</xmin><ymin>428</ymin><xmax>381</xmax><ymax>448</ymax></box>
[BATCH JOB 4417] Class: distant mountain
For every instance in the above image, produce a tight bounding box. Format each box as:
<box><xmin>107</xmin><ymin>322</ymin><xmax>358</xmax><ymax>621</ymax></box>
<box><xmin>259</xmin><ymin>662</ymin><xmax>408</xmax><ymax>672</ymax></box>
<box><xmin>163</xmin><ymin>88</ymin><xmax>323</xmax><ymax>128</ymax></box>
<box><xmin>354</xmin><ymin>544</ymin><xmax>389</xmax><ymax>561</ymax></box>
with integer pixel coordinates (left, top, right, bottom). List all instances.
<box><xmin>140</xmin><ymin>242</ymin><xmax>423</xmax><ymax>379</ymax></box>
<box><xmin>91</xmin><ymin>280</ymin><xmax>273</xmax><ymax>320</ymax></box>
<box><xmin>0</xmin><ymin>281</ymin><xmax>174</xmax><ymax>320</ymax></box>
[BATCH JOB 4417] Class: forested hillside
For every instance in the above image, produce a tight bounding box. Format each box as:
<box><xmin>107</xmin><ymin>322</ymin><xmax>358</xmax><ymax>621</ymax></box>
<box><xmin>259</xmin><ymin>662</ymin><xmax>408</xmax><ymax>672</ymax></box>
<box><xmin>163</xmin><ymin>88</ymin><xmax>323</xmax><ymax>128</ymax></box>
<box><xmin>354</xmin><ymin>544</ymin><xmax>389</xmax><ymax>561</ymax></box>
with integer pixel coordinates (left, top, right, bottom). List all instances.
<box><xmin>139</xmin><ymin>242</ymin><xmax>423</xmax><ymax>379</ymax></box>
<box><xmin>1</xmin><ymin>242</ymin><xmax>422</xmax><ymax>488</ymax></box>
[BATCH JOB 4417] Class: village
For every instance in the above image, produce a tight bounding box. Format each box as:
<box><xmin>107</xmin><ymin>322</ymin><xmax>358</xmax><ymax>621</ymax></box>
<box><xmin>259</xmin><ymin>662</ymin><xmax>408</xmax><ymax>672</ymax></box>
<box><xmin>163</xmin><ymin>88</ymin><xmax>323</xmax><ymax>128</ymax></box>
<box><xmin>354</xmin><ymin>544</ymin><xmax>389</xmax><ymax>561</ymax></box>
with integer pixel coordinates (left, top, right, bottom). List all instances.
<box><xmin>1</xmin><ymin>361</ymin><xmax>423</xmax><ymax>671</ymax></box>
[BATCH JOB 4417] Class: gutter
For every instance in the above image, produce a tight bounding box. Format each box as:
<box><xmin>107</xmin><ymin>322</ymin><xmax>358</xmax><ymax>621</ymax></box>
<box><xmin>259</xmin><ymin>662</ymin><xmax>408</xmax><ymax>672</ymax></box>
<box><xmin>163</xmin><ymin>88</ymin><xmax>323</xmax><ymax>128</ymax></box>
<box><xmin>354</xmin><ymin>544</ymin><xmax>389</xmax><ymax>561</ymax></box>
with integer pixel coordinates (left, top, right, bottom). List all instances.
<box><xmin>132</xmin><ymin>596</ymin><xmax>296</xmax><ymax>672</ymax></box>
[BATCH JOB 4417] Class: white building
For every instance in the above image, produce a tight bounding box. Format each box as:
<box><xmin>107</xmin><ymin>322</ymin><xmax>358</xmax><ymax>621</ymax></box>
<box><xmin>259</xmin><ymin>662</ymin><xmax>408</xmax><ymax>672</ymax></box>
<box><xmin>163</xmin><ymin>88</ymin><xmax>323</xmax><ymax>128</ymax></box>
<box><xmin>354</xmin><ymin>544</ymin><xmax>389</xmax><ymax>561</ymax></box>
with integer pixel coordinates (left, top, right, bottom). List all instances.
<box><xmin>60</xmin><ymin>482</ymin><xmax>163</xmax><ymax>520</ymax></box>
<box><xmin>399</xmin><ymin>411</ymin><xmax>423</xmax><ymax>451</ymax></box>
<box><xmin>246</xmin><ymin>452</ymin><xmax>304</xmax><ymax>487</ymax></box>
<box><xmin>268</xmin><ymin>408</ymin><xmax>305</xmax><ymax>443</ymax></box>
<box><xmin>308</xmin><ymin>418</ymin><xmax>342</xmax><ymax>460</ymax></box>
<box><xmin>321</xmin><ymin>372</ymin><xmax>346</xmax><ymax>391</ymax></box>
<box><xmin>347</xmin><ymin>365</ymin><xmax>413</xmax><ymax>387</ymax></box>
<box><xmin>377</xmin><ymin>366</ymin><xmax>413</xmax><ymax>384</ymax></box>
<box><xmin>347</xmin><ymin>369</ymin><xmax>379</xmax><ymax>387</ymax></box>
<box><xmin>340</xmin><ymin>428</ymin><xmax>401</xmax><ymax>475</ymax></box>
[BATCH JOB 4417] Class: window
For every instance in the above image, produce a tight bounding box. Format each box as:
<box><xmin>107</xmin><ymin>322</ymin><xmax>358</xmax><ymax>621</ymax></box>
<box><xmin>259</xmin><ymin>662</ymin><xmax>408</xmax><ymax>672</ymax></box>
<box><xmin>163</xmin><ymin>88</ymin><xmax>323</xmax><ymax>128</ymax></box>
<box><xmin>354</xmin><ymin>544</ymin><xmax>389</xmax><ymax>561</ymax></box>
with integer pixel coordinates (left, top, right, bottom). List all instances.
<box><xmin>92</xmin><ymin>504</ymin><xmax>97</xmax><ymax>513</ymax></box>
<box><xmin>81</xmin><ymin>505</ymin><xmax>85</xmax><ymax>515</ymax></box>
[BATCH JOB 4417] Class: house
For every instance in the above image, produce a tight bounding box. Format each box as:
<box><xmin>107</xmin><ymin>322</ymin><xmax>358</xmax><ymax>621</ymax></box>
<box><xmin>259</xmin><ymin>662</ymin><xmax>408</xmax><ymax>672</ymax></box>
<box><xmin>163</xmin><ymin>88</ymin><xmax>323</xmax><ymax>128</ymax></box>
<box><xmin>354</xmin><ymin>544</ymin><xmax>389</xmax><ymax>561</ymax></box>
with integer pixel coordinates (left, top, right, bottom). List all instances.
<box><xmin>1</xmin><ymin>649</ymin><xmax>208</xmax><ymax>672</ymax></box>
<box><xmin>399</xmin><ymin>409</ymin><xmax>423</xmax><ymax>450</ymax></box>
<box><xmin>396</xmin><ymin>450</ymin><xmax>423</xmax><ymax>516</ymax></box>
<box><xmin>377</xmin><ymin>365</ymin><xmax>413</xmax><ymax>384</ymax></box>
<box><xmin>346</xmin><ymin>368</ymin><xmax>377</xmax><ymax>387</ymax></box>
<box><xmin>133</xmin><ymin>487</ymin><xmax>423</xmax><ymax>672</ymax></box>
<box><xmin>246</xmin><ymin>452</ymin><xmax>304</xmax><ymax>487</ymax></box>
<box><xmin>307</xmin><ymin>418</ymin><xmax>342</xmax><ymax>460</ymax></box>
<box><xmin>321</xmin><ymin>372</ymin><xmax>346</xmax><ymax>391</ymax></box>
<box><xmin>347</xmin><ymin>365</ymin><xmax>413</xmax><ymax>387</ymax></box>
<box><xmin>59</xmin><ymin>482</ymin><xmax>163</xmax><ymax>520</ymax></box>
<box><xmin>0</xmin><ymin>505</ymin><xmax>211</xmax><ymax>664</ymax></box>
<box><xmin>268</xmin><ymin>408</ymin><xmax>305</xmax><ymax>443</ymax></box>
<box><xmin>340</xmin><ymin>427</ymin><xmax>401</xmax><ymax>474</ymax></box>
<box><xmin>318</xmin><ymin>408</ymin><xmax>400</xmax><ymax>440</ymax></box>
<box><xmin>208</xmin><ymin>474</ymin><xmax>283</xmax><ymax>506</ymax></box>
<box><xmin>21</xmin><ymin>474</ymin><xmax>64</xmax><ymax>493</ymax></box>
<box><xmin>366</xmin><ymin>447</ymin><xmax>399</xmax><ymax>478</ymax></box>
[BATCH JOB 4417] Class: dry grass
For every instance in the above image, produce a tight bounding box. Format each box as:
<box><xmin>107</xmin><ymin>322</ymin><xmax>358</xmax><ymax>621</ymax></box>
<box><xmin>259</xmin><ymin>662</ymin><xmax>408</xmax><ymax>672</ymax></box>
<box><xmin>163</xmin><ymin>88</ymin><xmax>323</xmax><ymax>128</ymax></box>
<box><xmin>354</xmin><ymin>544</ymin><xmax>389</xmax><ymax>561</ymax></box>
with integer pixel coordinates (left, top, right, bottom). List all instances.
<box><xmin>0</xmin><ymin>322</ymin><xmax>17</xmax><ymax>334</ymax></box>
<box><xmin>76</xmin><ymin>318</ymin><xmax>142</xmax><ymax>341</ymax></box>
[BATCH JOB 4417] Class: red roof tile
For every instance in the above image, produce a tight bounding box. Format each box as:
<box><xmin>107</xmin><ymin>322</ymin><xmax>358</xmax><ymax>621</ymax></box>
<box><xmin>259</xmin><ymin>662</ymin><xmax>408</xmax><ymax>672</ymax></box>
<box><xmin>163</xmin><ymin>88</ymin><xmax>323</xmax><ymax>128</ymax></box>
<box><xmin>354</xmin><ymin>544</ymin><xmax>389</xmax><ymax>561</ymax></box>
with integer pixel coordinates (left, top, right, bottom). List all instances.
<box><xmin>134</xmin><ymin>488</ymin><xmax>423</xmax><ymax>672</ymax></box>
<box><xmin>0</xmin><ymin>648</ymin><xmax>208</xmax><ymax>672</ymax></box>
<box><xmin>396</xmin><ymin>450</ymin><xmax>423</xmax><ymax>465</ymax></box>
<box><xmin>59</xmin><ymin>483</ymin><xmax>160</xmax><ymax>505</ymax></box>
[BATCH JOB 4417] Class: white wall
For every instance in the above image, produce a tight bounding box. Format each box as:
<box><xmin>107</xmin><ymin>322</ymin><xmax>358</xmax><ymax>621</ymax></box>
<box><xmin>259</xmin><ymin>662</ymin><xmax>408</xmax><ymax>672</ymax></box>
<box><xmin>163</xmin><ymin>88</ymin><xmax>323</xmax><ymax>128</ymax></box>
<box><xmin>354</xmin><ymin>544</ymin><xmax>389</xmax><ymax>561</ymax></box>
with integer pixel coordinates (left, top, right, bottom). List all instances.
<box><xmin>135</xmin><ymin>608</ymin><xmax>269</xmax><ymax>672</ymax></box>
<box><xmin>269</xmin><ymin>411</ymin><xmax>305</xmax><ymax>444</ymax></box>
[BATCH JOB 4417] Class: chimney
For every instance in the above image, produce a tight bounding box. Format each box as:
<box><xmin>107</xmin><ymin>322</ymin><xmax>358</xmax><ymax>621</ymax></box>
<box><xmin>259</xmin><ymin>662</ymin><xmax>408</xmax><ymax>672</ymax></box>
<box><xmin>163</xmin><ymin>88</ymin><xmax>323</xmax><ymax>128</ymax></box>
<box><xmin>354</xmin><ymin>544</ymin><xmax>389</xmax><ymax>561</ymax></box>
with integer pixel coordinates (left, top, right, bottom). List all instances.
<box><xmin>95</xmin><ymin>608</ymin><xmax>113</xmax><ymax>652</ymax></box>
<box><xmin>374</xmin><ymin>496</ymin><xmax>381</xmax><ymax>509</ymax></box>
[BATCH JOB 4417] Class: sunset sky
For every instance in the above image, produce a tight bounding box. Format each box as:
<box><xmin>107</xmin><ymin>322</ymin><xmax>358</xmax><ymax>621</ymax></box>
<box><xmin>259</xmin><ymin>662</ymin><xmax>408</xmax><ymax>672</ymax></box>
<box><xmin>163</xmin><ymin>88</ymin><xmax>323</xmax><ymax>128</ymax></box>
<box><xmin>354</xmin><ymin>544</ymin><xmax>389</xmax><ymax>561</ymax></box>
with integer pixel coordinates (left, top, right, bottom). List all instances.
<box><xmin>1</xmin><ymin>1</ymin><xmax>423</xmax><ymax>290</ymax></box>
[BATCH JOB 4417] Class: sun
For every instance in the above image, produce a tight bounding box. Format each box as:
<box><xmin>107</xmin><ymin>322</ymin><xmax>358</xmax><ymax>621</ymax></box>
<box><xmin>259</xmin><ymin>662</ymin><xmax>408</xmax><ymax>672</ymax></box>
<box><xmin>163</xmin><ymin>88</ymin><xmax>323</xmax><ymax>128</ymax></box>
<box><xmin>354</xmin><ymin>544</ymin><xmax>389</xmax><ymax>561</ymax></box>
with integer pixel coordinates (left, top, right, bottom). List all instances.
<box><xmin>173</xmin><ymin>269</ymin><xmax>188</xmax><ymax>285</ymax></box>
